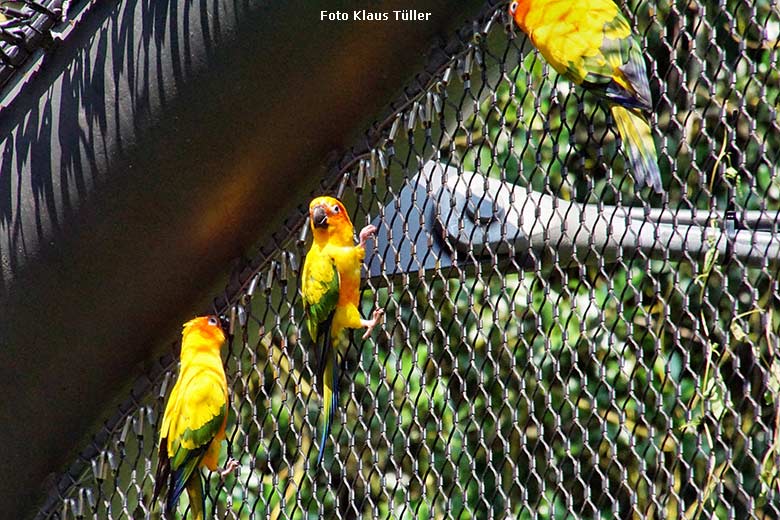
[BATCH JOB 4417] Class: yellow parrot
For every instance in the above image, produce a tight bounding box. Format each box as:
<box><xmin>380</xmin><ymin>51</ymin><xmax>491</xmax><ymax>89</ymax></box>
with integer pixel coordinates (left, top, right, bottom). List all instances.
<box><xmin>302</xmin><ymin>196</ymin><xmax>384</xmax><ymax>465</ymax></box>
<box><xmin>152</xmin><ymin>316</ymin><xmax>239</xmax><ymax>519</ymax></box>
<box><xmin>509</xmin><ymin>0</ymin><xmax>663</xmax><ymax>193</ymax></box>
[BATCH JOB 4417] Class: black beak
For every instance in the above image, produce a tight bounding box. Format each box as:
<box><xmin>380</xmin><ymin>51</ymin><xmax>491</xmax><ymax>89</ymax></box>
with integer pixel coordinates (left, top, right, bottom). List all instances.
<box><xmin>312</xmin><ymin>206</ymin><xmax>328</xmax><ymax>229</ymax></box>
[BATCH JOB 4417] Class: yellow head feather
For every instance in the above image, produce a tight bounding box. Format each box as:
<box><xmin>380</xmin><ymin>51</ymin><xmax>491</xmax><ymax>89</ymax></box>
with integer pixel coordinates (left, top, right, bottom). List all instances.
<box><xmin>181</xmin><ymin>316</ymin><xmax>225</xmax><ymax>352</ymax></box>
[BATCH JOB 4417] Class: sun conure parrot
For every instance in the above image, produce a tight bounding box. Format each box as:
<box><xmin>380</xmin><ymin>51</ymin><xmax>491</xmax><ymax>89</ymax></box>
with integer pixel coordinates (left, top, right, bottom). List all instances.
<box><xmin>509</xmin><ymin>0</ymin><xmax>663</xmax><ymax>193</ymax></box>
<box><xmin>152</xmin><ymin>316</ymin><xmax>239</xmax><ymax>519</ymax></box>
<box><xmin>302</xmin><ymin>196</ymin><xmax>384</xmax><ymax>465</ymax></box>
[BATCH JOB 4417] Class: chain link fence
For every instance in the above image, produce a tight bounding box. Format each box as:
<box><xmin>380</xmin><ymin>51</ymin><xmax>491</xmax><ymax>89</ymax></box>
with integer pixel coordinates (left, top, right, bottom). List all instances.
<box><xmin>37</xmin><ymin>0</ymin><xmax>780</xmax><ymax>518</ymax></box>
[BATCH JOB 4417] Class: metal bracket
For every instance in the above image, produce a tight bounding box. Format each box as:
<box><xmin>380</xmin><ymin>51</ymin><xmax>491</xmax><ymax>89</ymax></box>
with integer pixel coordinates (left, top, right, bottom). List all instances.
<box><xmin>367</xmin><ymin>161</ymin><xmax>780</xmax><ymax>279</ymax></box>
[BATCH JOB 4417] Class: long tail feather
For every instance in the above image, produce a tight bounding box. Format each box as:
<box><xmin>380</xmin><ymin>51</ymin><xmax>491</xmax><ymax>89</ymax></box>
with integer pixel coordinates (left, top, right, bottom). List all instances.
<box><xmin>315</xmin><ymin>313</ymin><xmax>338</xmax><ymax>466</ymax></box>
<box><xmin>317</xmin><ymin>344</ymin><xmax>339</xmax><ymax>466</ymax></box>
<box><xmin>610</xmin><ymin>104</ymin><xmax>663</xmax><ymax>193</ymax></box>
<box><xmin>166</xmin><ymin>450</ymin><xmax>203</xmax><ymax>516</ymax></box>
<box><xmin>317</xmin><ymin>335</ymin><xmax>339</xmax><ymax>466</ymax></box>
<box><xmin>185</xmin><ymin>471</ymin><xmax>205</xmax><ymax>520</ymax></box>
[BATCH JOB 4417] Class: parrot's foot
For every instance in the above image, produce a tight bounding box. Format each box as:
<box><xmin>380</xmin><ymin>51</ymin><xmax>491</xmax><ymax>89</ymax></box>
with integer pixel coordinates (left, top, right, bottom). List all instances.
<box><xmin>358</xmin><ymin>224</ymin><xmax>378</xmax><ymax>249</ymax></box>
<box><xmin>361</xmin><ymin>309</ymin><xmax>385</xmax><ymax>339</ymax></box>
<box><xmin>220</xmin><ymin>458</ymin><xmax>240</xmax><ymax>478</ymax></box>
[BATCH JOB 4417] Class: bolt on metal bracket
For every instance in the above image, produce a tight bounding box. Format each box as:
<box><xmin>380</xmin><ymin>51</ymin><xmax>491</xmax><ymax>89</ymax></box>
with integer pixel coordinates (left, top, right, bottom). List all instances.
<box><xmin>366</xmin><ymin>161</ymin><xmax>780</xmax><ymax>280</ymax></box>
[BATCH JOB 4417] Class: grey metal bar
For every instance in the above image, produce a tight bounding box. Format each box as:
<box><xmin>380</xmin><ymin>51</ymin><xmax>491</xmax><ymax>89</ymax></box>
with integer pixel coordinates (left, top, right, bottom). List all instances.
<box><xmin>625</xmin><ymin>206</ymin><xmax>779</xmax><ymax>231</ymax></box>
<box><xmin>367</xmin><ymin>162</ymin><xmax>779</xmax><ymax>279</ymax></box>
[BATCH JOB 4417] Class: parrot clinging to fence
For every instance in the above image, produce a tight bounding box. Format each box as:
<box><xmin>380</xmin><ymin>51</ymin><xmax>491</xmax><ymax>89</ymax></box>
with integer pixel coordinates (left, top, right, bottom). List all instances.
<box><xmin>152</xmin><ymin>316</ymin><xmax>239</xmax><ymax>519</ymax></box>
<box><xmin>509</xmin><ymin>0</ymin><xmax>663</xmax><ymax>193</ymax></box>
<box><xmin>302</xmin><ymin>196</ymin><xmax>384</xmax><ymax>465</ymax></box>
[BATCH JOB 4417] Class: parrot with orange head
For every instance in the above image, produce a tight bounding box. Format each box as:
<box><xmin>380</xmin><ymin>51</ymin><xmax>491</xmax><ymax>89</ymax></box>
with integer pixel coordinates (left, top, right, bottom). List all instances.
<box><xmin>152</xmin><ymin>316</ymin><xmax>239</xmax><ymax>519</ymax></box>
<box><xmin>301</xmin><ymin>196</ymin><xmax>384</xmax><ymax>466</ymax></box>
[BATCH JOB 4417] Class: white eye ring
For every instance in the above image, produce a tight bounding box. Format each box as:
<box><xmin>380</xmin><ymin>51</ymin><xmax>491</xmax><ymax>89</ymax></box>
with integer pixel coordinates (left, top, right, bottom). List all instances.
<box><xmin>509</xmin><ymin>1</ymin><xmax>518</xmax><ymax>14</ymax></box>
<box><xmin>208</xmin><ymin>316</ymin><xmax>219</xmax><ymax>327</ymax></box>
<box><xmin>332</xmin><ymin>205</ymin><xmax>340</xmax><ymax>213</ymax></box>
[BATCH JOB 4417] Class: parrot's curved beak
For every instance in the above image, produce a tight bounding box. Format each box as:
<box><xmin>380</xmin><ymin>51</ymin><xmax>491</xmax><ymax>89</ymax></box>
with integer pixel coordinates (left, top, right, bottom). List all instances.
<box><xmin>312</xmin><ymin>205</ymin><xmax>328</xmax><ymax>229</ymax></box>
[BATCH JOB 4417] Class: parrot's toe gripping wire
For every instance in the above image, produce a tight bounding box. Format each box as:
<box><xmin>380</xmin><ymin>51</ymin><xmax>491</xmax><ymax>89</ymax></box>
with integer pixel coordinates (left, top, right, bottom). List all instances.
<box><xmin>358</xmin><ymin>224</ymin><xmax>379</xmax><ymax>249</ymax></box>
<box><xmin>361</xmin><ymin>309</ymin><xmax>385</xmax><ymax>339</ymax></box>
<box><xmin>219</xmin><ymin>458</ymin><xmax>240</xmax><ymax>479</ymax></box>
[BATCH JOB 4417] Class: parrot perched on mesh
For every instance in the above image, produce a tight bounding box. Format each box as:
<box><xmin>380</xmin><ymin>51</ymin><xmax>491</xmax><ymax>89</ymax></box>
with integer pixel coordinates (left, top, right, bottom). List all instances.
<box><xmin>302</xmin><ymin>196</ymin><xmax>384</xmax><ymax>465</ymax></box>
<box><xmin>509</xmin><ymin>0</ymin><xmax>663</xmax><ymax>193</ymax></box>
<box><xmin>152</xmin><ymin>316</ymin><xmax>239</xmax><ymax>519</ymax></box>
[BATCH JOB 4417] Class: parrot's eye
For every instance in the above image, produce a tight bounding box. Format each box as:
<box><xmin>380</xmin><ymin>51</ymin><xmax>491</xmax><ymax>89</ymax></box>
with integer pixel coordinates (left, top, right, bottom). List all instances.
<box><xmin>208</xmin><ymin>316</ymin><xmax>219</xmax><ymax>327</ymax></box>
<box><xmin>332</xmin><ymin>205</ymin><xmax>340</xmax><ymax>214</ymax></box>
<box><xmin>509</xmin><ymin>1</ymin><xmax>518</xmax><ymax>14</ymax></box>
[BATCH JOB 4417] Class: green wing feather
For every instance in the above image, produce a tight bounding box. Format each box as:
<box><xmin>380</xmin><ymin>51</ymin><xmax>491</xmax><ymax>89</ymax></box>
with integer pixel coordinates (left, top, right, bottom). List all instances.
<box><xmin>302</xmin><ymin>254</ymin><xmax>341</xmax><ymax>341</ymax></box>
<box><xmin>167</xmin><ymin>402</ymin><xmax>225</xmax><ymax>516</ymax></box>
<box><xmin>170</xmin><ymin>404</ymin><xmax>226</xmax><ymax>468</ymax></box>
<box><xmin>576</xmin><ymin>11</ymin><xmax>661</xmax><ymax>191</ymax></box>
<box><xmin>154</xmin><ymin>375</ymin><xmax>226</xmax><ymax>516</ymax></box>
<box><xmin>576</xmin><ymin>13</ymin><xmax>651</xmax><ymax>110</ymax></box>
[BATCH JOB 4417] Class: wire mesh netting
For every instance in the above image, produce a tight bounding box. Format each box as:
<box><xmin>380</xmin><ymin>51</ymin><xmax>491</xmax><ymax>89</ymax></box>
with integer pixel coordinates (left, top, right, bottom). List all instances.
<box><xmin>0</xmin><ymin>0</ymin><xmax>69</xmax><ymax>92</ymax></box>
<box><xmin>38</xmin><ymin>0</ymin><xmax>780</xmax><ymax>518</ymax></box>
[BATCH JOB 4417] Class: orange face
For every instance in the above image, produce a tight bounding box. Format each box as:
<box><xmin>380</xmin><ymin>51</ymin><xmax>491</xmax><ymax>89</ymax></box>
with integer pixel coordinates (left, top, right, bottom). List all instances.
<box><xmin>309</xmin><ymin>196</ymin><xmax>353</xmax><ymax>234</ymax></box>
<box><xmin>182</xmin><ymin>315</ymin><xmax>226</xmax><ymax>346</ymax></box>
<box><xmin>507</xmin><ymin>0</ymin><xmax>528</xmax><ymax>25</ymax></box>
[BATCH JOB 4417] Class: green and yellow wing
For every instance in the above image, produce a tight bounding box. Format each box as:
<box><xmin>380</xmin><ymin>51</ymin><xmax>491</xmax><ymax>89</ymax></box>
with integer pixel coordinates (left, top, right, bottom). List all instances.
<box><xmin>154</xmin><ymin>372</ymin><xmax>227</xmax><ymax>516</ymax></box>
<box><xmin>302</xmin><ymin>251</ymin><xmax>340</xmax><ymax>343</ymax></box>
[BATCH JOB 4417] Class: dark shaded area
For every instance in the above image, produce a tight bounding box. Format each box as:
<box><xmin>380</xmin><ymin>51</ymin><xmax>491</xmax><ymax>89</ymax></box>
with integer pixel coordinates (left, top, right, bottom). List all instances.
<box><xmin>0</xmin><ymin>0</ymin><xmax>485</xmax><ymax>517</ymax></box>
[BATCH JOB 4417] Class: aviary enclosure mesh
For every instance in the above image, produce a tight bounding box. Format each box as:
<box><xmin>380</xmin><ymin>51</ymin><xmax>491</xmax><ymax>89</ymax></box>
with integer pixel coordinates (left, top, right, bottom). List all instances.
<box><xmin>35</xmin><ymin>0</ymin><xmax>780</xmax><ymax>518</ymax></box>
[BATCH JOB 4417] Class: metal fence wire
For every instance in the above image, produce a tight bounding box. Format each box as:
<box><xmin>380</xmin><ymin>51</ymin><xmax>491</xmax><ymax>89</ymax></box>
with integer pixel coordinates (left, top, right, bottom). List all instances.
<box><xmin>37</xmin><ymin>0</ymin><xmax>780</xmax><ymax>518</ymax></box>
